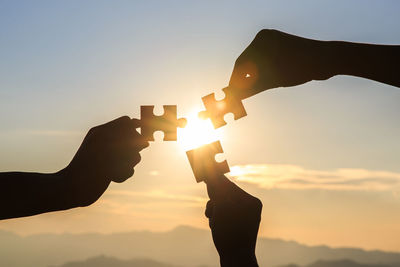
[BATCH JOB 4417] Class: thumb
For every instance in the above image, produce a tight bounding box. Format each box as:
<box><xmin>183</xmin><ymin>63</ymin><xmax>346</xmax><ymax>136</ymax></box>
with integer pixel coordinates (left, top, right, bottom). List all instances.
<box><xmin>131</xmin><ymin>118</ymin><xmax>141</xmax><ymax>129</ymax></box>
<box><xmin>205</xmin><ymin>200</ymin><xmax>214</xmax><ymax>219</ymax></box>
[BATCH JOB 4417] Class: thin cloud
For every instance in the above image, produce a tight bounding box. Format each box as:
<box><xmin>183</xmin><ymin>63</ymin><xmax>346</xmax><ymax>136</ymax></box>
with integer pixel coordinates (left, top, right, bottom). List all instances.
<box><xmin>100</xmin><ymin>190</ymin><xmax>207</xmax><ymax>215</ymax></box>
<box><xmin>228</xmin><ymin>164</ymin><xmax>400</xmax><ymax>191</ymax></box>
<box><xmin>26</xmin><ymin>130</ymin><xmax>83</xmax><ymax>137</ymax></box>
<box><xmin>107</xmin><ymin>190</ymin><xmax>207</xmax><ymax>203</ymax></box>
<box><xmin>0</xmin><ymin>129</ymin><xmax>83</xmax><ymax>137</ymax></box>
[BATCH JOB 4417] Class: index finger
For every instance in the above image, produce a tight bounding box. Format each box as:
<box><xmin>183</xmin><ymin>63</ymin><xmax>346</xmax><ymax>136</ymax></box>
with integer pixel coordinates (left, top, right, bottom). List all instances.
<box><xmin>229</xmin><ymin>59</ymin><xmax>259</xmax><ymax>99</ymax></box>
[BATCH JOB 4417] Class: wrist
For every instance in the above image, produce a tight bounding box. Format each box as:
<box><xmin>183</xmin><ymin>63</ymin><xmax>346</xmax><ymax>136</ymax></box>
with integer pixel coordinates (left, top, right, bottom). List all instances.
<box><xmin>311</xmin><ymin>39</ymin><xmax>339</xmax><ymax>80</ymax></box>
<box><xmin>322</xmin><ymin>40</ymin><xmax>364</xmax><ymax>78</ymax></box>
<box><xmin>39</xmin><ymin>169</ymin><xmax>77</xmax><ymax>211</ymax></box>
<box><xmin>55</xmin><ymin>167</ymin><xmax>82</xmax><ymax>209</ymax></box>
<box><xmin>58</xmin><ymin>163</ymin><xmax>109</xmax><ymax>208</ymax></box>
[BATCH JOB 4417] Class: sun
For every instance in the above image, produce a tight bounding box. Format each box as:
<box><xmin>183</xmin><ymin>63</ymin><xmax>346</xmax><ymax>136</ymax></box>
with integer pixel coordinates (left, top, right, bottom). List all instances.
<box><xmin>177</xmin><ymin>110</ymin><xmax>222</xmax><ymax>151</ymax></box>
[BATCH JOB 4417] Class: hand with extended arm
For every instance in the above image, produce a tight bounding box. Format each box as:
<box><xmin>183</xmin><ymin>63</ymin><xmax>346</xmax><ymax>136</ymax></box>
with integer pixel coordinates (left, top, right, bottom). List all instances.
<box><xmin>230</xmin><ymin>29</ymin><xmax>400</xmax><ymax>97</ymax></box>
<box><xmin>0</xmin><ymin>116</ymin><xmax>148</xmax><ymax>220</ymax></box>
<box><xmin>205</xmin><ymin>174</ymin><xmax>262</xmax><ymax>267</ymax></box>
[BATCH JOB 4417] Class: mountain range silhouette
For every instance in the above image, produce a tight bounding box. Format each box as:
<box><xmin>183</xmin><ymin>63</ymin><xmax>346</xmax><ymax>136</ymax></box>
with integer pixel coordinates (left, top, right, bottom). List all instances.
<box><xmin>2</xmin><ymin>225</ymin><xmax>400</xmax><ymax>267</ymax></box>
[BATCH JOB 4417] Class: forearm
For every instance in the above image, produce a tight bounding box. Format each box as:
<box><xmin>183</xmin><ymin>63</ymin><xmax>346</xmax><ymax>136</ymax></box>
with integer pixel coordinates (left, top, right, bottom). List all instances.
<box><xmin>0</xmin><ymin>170</ymin><xmax>76</xmax><ymax>220</ymax></box>
<box><xmin>324</xmin><ymin>40</ymin><xmax>400</xmax><ymax>87</ymax></box>
<box><xmin>220</xmin><ymin>253</ymin><xmax>259</xmax><ymax>267</ymax></box>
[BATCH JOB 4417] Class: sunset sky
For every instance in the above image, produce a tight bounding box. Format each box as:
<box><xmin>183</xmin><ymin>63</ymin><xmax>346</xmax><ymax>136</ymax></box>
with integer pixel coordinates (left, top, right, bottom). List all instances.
<box><xmin>1</xmin><ymin>0</ymin><xmax>400</xmax><ymax>252</ymax></box>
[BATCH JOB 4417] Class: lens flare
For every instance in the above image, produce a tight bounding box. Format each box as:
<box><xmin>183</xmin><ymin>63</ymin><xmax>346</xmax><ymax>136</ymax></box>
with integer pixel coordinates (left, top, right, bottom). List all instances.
<box><xmin>177</xmin><ymin>111</ymin><xmax>222</xmax><ymax>151</ymax></box>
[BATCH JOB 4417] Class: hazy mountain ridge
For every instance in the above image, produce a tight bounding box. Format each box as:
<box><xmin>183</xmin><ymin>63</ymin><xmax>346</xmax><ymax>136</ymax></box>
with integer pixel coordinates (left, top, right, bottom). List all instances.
<box><xmin>51</xmin><ymin>255</ymin><xmax>180</xmax><ymax>267</ymax></box>
<box><xmin>53</xmin><ymin>256</ymin><xmax>395</xmax><ymax>267</ymax></box>
<box><xmin>282</xmin><ymin>259</ymin><xmax>395</xmax><ymax>267</ymax></box>
<box><xmin>1</xmin><ymin>225</ymin><xmax>400</xmax><ymax>267</ymax></box>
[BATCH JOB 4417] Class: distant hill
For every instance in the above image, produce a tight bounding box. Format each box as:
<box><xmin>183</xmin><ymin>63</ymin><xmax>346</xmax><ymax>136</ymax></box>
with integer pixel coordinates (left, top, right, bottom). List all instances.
<box><xmin>308</xmin><ymin>259</ymin><xmax>391</xmax><ymax>267</ymax></box>
<box><xmin>282</xmin><ymin>259</ymin><xmax>393</xmax><ymax>267</ymax></box>
<box><xmin>54</xmin><ymin>257</ymin><xmax>395</xmax><ymax>267</ymax></box>
<box><xmin>51</xmin><ymin>255</ymin><xmax>178</xmax><ymax>267</ymax></box>
<box><xmin>1</xmin><ymin>225</ymin><xmax>400</xmax><ymax>267</ymax></box>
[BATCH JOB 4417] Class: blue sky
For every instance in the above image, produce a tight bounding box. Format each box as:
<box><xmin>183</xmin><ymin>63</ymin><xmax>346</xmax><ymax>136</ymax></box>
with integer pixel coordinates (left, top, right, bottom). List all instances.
<box><xmin>1</xmin><ymin>0</ymin><xmax>400</xmax><ymax>251</ymax></box>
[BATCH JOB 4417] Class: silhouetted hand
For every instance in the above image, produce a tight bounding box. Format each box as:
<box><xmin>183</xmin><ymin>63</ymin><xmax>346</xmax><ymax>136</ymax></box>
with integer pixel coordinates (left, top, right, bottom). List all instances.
<box><xmin>230</xmin><ymin>29</ymin><xmax>400</xmax><ymax>94</ymax></box>
<box><xmin>205</xmin><ymin>175</ymin><xmax>262</xmax><ymax>267</ymax></box>
<box><xmin>0</xmin><ymin>116</ymin><xmax>148</xmax><ymax>220</ymax></box>
<box><xmin>229</xmin><ymin>29</ymin><xmax>332</xmax><ymax>96</ymax></box>
<box><xmin>61</xmin><ymin>116</ymin><xmax>149</xmax><ymax>207</ymax></box>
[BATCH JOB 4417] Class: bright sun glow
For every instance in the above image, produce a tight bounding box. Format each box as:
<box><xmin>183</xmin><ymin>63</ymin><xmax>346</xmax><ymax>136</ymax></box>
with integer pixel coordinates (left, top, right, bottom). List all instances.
<box><xmin>178</xmin><ymin>111</ymin><xmax>222</xmax><ymax>151</ymax></box>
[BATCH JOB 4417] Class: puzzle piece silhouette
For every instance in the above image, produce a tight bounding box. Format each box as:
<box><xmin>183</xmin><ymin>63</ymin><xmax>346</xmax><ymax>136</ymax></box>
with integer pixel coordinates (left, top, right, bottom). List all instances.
<box><xmin>186</xmin><ymin>140</ymin><xmax>230</xmax><ymax>183</ymax></box>
<box><xmin>198</xmin><ymin>87</ymin><xmax>247</xmax><ymax>129</ymax></box>
<box><xmin>140</xmin><ymin>105</ymin><xmax>187</xmax><ymax>141</ymax></box>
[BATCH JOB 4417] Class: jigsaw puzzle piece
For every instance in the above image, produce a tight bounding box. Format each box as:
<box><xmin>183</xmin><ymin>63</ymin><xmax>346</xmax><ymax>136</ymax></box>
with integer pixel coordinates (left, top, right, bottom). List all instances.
<box><xmin>140</xmin><ymin>105</ymin><xmax>187</xmax><ymax>141</ymax></box>
<box><xmin>186</xmin><ymin>140</ymin><xmax>230</xmax><ymax>183</ymax></box>
<box><xmin>198</xmin><ymin>87</ymin><xmax>247</xmax><ymax>129</ymax></box>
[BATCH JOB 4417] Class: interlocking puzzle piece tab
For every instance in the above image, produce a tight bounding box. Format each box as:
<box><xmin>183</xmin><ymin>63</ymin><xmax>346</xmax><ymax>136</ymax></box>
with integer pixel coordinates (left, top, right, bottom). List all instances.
<box><xmin>140</xmin><ymin>105</ymin><xmax>187</xmax><ymax>141</ymax></box>
<box><xmin>186</xmin><ymin>140</ymin><xmax>230</xmax><ymax>183</ymax></box>
<box><xmin>198</xmin><ymin>87</ymin><xmax>247</xmax><ymax>129</ymax></box>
